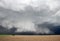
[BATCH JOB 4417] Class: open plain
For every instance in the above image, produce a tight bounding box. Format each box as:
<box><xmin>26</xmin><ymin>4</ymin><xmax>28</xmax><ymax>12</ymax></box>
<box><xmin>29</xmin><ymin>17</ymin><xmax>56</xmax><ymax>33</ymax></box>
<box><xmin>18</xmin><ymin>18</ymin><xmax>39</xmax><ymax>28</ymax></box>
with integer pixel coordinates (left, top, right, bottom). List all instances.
<box><xmin>0</xmin><ymin>35</ymin><xmax>60</xmax><ymax>41</ymax></box>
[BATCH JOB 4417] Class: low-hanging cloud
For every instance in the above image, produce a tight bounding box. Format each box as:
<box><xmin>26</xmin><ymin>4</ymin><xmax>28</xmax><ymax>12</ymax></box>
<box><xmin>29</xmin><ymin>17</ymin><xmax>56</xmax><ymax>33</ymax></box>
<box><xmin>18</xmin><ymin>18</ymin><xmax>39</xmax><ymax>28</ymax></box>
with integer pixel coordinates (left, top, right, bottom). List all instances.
<box><xmin>0</xmin><ymin>0</ymin><xmax>60</xmax><ymax>34</ymax></box>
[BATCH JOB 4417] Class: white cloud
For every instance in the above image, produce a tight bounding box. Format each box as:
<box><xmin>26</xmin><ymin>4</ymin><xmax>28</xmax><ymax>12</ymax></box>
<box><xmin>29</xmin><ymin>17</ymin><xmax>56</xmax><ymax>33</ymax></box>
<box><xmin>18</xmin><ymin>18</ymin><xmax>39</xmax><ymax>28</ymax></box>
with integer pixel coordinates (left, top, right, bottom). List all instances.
<box><xmin>0</xmin><ymin>0</ymin><xmax>31</xmax><ymax>11</ymax></box>
<box><xmin>0</xmin><ymin>0</ymin><xmax>59</xmax><ymax>11</ymax></box>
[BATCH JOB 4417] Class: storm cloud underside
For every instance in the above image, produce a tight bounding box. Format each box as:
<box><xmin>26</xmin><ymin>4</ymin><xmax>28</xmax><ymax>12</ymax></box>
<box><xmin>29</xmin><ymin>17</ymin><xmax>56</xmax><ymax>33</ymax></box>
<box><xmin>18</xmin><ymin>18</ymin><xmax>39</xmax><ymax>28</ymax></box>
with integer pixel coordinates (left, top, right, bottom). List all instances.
<box><xmin>0</xmin><ymin>0</ymin><xmax>60</xmax><ymax>34</ymax></box>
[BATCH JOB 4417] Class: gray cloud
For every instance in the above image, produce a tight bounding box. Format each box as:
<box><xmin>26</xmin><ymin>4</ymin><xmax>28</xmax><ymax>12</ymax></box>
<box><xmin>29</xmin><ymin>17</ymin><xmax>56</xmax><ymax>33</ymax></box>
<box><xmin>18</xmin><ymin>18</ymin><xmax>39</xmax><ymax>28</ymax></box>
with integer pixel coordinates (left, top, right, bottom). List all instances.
<box><xmin>0</xmin><ymin>0</ymin><xmax>60</xmax><ymax>34</ymax></box>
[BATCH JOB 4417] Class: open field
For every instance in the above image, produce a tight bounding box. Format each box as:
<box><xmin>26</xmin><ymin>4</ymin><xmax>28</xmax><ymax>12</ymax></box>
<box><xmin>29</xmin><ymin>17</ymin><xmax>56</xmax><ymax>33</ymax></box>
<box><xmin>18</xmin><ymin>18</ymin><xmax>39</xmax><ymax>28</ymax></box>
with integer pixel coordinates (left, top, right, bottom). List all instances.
<box><xmin>0</xmin><ymin>35</ymin><xmax>60</xmax><ymax>41</ymax></box>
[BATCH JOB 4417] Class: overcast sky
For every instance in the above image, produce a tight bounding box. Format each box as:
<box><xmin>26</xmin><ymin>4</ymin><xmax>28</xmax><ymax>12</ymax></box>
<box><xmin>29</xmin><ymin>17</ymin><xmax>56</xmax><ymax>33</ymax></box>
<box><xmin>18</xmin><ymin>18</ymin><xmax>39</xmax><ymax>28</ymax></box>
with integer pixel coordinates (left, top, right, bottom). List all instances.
<box><xmin>0</xmin><ymin>0</ymin><xmax>60</xmax><ymax>34</ymax></box>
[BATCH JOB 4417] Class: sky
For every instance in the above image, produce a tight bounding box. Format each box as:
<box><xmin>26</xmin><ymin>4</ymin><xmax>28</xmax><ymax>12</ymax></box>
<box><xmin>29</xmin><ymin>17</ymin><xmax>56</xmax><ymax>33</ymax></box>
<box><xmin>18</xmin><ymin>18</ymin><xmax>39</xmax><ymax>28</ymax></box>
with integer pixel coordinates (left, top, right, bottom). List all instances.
<box><xmin>0</xmin><ymin>0</ymin><xmax>60</xmax><ymax>34</ymax></box>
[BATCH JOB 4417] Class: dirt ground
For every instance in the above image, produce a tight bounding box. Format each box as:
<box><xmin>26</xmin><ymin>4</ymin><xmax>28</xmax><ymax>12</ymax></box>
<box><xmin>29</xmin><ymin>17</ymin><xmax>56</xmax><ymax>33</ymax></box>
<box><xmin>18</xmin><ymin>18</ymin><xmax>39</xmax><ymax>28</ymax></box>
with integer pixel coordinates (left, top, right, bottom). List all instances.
<box><xmin>0</xmin><ymin>35</ymin><xmax>60</xmax><ymax>41</ymax></box>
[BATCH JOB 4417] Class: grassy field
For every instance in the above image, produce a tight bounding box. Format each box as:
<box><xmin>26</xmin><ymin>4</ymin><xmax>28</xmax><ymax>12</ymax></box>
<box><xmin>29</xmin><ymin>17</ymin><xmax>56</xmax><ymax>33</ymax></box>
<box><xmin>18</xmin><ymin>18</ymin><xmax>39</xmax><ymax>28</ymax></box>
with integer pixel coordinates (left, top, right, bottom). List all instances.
<box><xmin>0</xmin><ymin>35</ymin><xmax>60</xmax><ymax>41</ymax></box>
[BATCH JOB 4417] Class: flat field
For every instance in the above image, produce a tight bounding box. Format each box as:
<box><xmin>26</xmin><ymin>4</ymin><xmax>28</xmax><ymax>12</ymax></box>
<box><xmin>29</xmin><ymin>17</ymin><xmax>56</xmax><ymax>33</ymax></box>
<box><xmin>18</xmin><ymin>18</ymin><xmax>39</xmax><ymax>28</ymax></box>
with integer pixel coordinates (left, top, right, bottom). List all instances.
<box><xmin>0</xmin><ymin>35</ymin><xmax>60</xmax><ymax>41</ymax></box>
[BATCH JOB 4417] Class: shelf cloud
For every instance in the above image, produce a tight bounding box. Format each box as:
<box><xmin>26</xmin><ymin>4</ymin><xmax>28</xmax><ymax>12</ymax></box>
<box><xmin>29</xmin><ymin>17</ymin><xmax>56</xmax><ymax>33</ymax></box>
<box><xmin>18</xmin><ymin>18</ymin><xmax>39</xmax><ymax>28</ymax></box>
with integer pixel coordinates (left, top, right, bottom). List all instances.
<box><xmin>0</xmin><ymin>0</ymin><xmax>60</xmax><ymax>34</ymax></box>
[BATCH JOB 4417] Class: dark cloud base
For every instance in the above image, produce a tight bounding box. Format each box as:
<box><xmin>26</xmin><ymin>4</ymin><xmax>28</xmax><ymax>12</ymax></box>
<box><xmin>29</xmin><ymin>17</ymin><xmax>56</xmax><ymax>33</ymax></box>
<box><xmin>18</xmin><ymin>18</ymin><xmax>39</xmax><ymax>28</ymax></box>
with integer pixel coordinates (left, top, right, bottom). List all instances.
<box><xmin>0</xmin><ymin>24</ymin><xmax>60</xmax><ymax>35</ymax></box>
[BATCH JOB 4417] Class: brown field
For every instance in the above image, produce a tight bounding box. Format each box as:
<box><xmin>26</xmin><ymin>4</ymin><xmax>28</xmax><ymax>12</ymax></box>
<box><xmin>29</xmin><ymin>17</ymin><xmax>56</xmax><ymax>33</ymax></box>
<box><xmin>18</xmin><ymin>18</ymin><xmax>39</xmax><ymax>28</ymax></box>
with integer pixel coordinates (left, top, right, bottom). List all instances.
<box><xmin>0</xmin><ymin>35</ymin><xmax>60</xmax><ymax>41</ymax></box>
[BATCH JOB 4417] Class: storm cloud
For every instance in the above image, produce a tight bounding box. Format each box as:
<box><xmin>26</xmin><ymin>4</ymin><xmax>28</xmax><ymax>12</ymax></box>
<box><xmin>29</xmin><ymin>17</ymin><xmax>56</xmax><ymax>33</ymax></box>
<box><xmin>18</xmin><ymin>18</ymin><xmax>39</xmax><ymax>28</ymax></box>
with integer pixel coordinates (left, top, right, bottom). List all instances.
<box><xmin>0</xmin><ymin>0</ymin><xmax>60</xmax><ymax>34</ymax></box>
